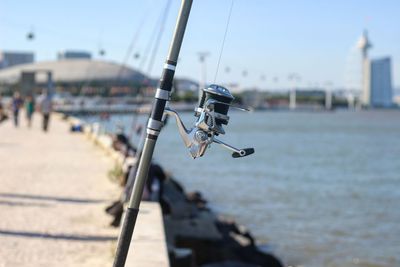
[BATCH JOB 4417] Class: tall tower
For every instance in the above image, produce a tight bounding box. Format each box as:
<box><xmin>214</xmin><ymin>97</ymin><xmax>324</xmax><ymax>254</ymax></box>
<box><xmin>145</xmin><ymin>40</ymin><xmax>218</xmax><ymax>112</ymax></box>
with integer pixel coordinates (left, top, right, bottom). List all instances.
<box><xmin>357</xmin><ymin>30</ymin><xmax>372</xmax><ymax>106</ymax></box>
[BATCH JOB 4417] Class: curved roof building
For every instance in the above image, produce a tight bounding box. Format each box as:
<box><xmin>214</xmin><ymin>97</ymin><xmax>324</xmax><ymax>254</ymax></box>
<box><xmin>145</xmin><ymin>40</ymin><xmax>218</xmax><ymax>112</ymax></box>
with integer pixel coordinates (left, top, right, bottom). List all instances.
<box><xmin>0</xmin><ymin>59</ymin><xmax>147</xmax><ymax>85</ymax></box>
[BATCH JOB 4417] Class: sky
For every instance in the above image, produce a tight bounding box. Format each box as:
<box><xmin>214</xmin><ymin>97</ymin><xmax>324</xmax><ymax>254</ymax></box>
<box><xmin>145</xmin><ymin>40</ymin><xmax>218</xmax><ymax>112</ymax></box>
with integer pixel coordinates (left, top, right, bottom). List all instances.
<box><xmin>0</xmin><ymin>0</ymin><xmax>399</xmax><ymax>90</ymax></box>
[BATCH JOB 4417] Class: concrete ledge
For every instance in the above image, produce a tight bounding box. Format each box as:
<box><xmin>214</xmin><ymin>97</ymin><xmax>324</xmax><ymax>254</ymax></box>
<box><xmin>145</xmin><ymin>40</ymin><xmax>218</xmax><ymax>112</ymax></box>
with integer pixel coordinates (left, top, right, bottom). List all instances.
<box><xmin>61</xmin><ymin>114</ymin><xmax>169</xmax><ymax>267</ymax></box>
<box><xmin>126</xmin><ymin>202</ymin><xmax>170</xmax><ymax>267</ymax></box>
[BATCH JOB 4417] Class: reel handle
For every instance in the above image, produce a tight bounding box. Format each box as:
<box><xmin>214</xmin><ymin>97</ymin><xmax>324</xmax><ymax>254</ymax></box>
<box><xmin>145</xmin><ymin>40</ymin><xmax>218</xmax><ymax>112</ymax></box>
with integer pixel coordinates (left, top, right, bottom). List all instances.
<box><xmin>232</xmin><ymin>148</ymin><xmax>255</xmax><ymax>158</ymax></box>
<box><xmin>213</xmin><ymin>138</ymin><xmax>255</xmax><ymax>159</ymax></box>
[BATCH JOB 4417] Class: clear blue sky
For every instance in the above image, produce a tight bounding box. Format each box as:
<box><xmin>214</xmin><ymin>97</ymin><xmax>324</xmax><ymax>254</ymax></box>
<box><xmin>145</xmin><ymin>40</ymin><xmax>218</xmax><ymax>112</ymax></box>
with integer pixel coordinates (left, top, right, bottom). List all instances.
<box><xmin>0</xmin><ymin>0</ymin><xmax>399</xmax><ymax>89</ymax></box>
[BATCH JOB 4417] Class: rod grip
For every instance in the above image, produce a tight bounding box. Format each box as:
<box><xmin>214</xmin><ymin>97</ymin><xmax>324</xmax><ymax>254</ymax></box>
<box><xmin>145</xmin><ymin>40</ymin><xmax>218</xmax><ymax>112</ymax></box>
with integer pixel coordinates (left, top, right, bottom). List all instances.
<box><xmin>113</xmin><ymin>207</ymin><xmax>139</xmax><ymax>267</ymax></box>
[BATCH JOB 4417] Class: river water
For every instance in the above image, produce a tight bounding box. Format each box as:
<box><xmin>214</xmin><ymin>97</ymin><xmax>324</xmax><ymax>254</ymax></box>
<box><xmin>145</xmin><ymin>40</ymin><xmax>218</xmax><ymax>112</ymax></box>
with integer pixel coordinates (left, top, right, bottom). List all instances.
<box><xmin>86</xmin><ymin>110</ymin><xmax>400</xmax><ymax>267</ymax></box>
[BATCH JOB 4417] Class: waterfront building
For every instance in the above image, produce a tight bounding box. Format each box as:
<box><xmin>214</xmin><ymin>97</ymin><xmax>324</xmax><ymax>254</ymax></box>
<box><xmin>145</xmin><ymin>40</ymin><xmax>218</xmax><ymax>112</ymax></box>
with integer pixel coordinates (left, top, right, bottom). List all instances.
<box><xmin>0</xmin><ymin>51</ymin><xmax>34</xmax><ymax>69</ymax></box>
<box><xmin>370</xmin><ymin>57</ymin><xmax>393</xmax><ymax>107</ymax></box>
<box><xmin>357</xmin><ymin>30</ymin><xmax>394</xmax><ymax>108</ymax></box>
<box><xmin>0</xmin><ymin>59</ymin><xmax>147</xmax><ymax>95</ymax></box>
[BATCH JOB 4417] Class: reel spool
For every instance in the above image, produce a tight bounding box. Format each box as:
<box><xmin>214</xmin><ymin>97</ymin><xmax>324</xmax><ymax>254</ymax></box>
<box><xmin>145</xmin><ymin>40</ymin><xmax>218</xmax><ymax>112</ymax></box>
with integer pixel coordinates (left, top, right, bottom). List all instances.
<box><xmin>195</xmin><ymin>84</ymin><xmax>233</xmax><ymax>135</ymax></box>
<box><xmin>196</xmin><ymin>84</ymin><xmax>233</xmax><ymax>123</ymax></box>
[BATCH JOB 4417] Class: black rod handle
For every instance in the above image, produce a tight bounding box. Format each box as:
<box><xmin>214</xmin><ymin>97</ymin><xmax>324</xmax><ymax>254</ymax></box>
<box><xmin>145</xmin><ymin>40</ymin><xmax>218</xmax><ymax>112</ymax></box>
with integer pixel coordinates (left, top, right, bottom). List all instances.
<box><xmin>112</xmin><ymin>207</ymin><xmax>139</xmax><ymax>267</ymax></box>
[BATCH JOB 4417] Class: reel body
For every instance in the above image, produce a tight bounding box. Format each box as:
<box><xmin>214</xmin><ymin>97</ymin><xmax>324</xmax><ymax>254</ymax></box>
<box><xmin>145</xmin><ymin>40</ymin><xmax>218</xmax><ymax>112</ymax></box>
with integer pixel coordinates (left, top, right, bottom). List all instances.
<box><xmin>165</xmin><ymin>84</ymin><xmax>254</xmax><ymax>159</ymax></box>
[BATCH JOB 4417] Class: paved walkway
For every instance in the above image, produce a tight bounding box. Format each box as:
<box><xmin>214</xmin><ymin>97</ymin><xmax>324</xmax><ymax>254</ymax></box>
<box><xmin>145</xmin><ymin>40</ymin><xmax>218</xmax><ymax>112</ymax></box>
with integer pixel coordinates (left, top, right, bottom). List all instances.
<box><xmin>0</xmin><ymin>114</ymin><xmax>121</xmax><ymax>267</ymax></box>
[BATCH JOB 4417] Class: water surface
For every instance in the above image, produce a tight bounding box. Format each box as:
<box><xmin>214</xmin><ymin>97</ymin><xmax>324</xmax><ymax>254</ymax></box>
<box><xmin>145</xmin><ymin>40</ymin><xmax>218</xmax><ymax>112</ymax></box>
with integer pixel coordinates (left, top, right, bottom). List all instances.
<box><xmin>87</xmin><ymin>110</ymin><xmax>400</xmax><ymax>267</ymax></box>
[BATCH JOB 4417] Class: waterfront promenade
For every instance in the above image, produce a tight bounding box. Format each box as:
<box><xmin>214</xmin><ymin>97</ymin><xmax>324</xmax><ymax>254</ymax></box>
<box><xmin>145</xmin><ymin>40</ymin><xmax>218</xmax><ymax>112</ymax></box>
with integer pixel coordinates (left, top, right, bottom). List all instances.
<box><xmin>0</xmin><ymin>115</ymin><xmax>169</xmax><ymax>267</ymax></box>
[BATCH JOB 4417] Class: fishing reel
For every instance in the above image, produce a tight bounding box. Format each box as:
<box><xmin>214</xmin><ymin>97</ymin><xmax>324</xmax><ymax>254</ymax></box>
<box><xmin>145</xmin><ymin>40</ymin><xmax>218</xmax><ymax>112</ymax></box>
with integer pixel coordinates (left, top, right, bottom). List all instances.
<box><xmin>165</xmin><ymin>84</ymin><xmax>254</xmax><ymax>159</ymax></box>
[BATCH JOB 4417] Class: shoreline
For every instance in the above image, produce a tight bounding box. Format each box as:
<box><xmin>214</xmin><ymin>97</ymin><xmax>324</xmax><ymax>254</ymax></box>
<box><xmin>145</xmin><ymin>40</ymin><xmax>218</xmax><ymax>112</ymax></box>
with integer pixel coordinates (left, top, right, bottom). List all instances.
<box><xmin>65</xmin><ymin>114</ymin><xmax>284</xmax><ymax>267</ymax></box>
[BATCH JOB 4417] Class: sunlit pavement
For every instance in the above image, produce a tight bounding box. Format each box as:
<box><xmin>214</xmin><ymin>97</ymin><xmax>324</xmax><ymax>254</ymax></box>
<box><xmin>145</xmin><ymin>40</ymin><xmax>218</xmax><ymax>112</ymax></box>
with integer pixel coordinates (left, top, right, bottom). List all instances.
<box><xmin>0</xmin><ymin>114</ymin><xmax>120</xmax><ymax>267</ymax></box>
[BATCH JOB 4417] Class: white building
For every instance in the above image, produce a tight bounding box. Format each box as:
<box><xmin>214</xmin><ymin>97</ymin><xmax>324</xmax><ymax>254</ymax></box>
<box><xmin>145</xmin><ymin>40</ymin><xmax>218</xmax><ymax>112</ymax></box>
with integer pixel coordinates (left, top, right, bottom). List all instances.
<box><xmin>357</xmin><ymin>30</ymin><xmax>394</xmax><ymax>107</ymax></box>
<box><xmin>370</xmin><ymin>57</ymin><xmax>393</xmax><ymax>107</ymax></box>
<box><xmin>0</xmin><ymin>51</ymin><xmax>34</xmax><ymax>69</ymax></box>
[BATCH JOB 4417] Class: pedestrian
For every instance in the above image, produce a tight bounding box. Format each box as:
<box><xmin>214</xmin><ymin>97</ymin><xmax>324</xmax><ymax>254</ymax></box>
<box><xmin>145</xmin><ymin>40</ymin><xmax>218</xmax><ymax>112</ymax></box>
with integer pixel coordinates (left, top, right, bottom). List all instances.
<box><xmin>0</xmin><ymin>95</ymin><xmax>8</xmax><ymax>123</ymax></box>
<box><xmin>37</xmin><ymin>90</ymin><xmax>53</xmax><ymax>132</ymax></box>
<box><xmin>25</xmin><ymin>95</ymin><xmax>35</xmax><ymax>128</ymax></box>
<box><xmin>11</xmin><ymin>91</ymin><xmax>23</xmax><ymax>127</ymax></box>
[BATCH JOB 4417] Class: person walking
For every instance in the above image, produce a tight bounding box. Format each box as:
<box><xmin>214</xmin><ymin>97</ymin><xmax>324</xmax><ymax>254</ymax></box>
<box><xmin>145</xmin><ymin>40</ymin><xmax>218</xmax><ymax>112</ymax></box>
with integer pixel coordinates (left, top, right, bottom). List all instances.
<box><xmin>11</xmin><ymin>91</ymin><xmax>23</xmax><ymax>127</ymax></box>
<box><xmin>0</xmin><ymin>95</ymin><xmax>8</xmax><ymax>124</ymax></box>
<box><xmin>25</xmin><ymin>95</ymin><xmax>35</xmax><ymax>128</ymax></box>
<box><xmin>37</xmin><ymin>90</ymin><xmax>52</xmax><ymax>132</ymax></box>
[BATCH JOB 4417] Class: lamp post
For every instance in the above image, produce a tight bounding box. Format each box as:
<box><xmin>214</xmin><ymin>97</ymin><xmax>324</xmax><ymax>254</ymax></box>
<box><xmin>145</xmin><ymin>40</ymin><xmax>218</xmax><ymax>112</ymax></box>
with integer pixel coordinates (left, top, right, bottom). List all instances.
<box><xmin>197</xmin><ymin>51</ymin><xmax>210</xmax><ymax>100</ymax></box>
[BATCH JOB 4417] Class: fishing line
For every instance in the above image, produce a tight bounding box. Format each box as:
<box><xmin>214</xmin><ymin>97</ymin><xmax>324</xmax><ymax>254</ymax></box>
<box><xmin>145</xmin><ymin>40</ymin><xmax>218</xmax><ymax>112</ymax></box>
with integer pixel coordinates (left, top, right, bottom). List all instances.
<box><xmin>213</xmin><ymin>0</ymin><xmax>235</xmax><ymax>83</ymax></box>
<box><xmin>138</xmin><ymin>3</ymin><xmax>169</xmax><ymax>72</ymax></box>
<box><xmin>146</xmin><ymin>0</ymin><xmax>172</xmax><ymax>76</ymax></box>
<box><xmin>128</xmin><ymin>0</ymin><xmax>171</xmax><ymax>141</ymax></box>
<box><xmin>116</xmin><ymin>1</ymin><xmax>156</xmax><ymax>81</ymax></box>
<box><xmin>125</xmin><ymin>0</ymin><xmax>173</xmax><ymax>204</ymax></box>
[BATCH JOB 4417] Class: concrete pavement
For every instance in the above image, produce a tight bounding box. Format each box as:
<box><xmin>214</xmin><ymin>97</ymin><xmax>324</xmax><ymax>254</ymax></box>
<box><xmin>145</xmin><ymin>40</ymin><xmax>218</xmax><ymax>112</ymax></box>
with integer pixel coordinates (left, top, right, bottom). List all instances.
<box><xmin>0</xmin><ymin>114</ymin><xmax>169</xmax><ymax>267</ymax></box>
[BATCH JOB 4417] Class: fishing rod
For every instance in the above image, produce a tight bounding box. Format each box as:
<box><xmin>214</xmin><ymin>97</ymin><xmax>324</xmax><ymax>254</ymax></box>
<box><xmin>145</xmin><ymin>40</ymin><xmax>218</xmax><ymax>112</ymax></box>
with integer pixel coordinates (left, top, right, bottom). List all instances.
<box><xmin>106</xmin><ymin>0</ymin><xmax>173</xmax><ymax>219</ymax></box>
<box><xmin>113</xmin><ymin>0</ymin><xmax>254</xmax><ymax>266</ymax></box>
<box><xmin>112</xmin><ymin>1</ymin><xmax>193</xmax><ymax>265</ymax></box>
<box><xmin>128</xmin><ymin>0</ymin><xmax>172</xmax><ymax>140</ymax></box>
